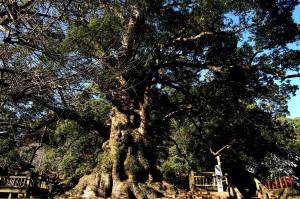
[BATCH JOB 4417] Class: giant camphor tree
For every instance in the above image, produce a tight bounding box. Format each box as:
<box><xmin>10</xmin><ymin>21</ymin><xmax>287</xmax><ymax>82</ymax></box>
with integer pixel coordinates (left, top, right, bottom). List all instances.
<box><xmin>1</xmin><ymin>0</ymin><xmax>300</xmax><ymax>198</ymax></box>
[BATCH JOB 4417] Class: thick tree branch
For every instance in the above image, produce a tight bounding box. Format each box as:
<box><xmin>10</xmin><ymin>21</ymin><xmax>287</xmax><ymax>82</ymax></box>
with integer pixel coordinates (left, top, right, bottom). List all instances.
<box><xmin>155</xmin><ymin>60</ymin><xmax>207</xmax><ymax>70</ymax></box>
<box><xmin>0</xmin><ymin>25</ymin><xmax>11</xmax><ymax>35</ymax></box>
<box><xmin>279</xmin><ymin>73</ymin><xmax>300</xmax><ymax>79</ymax></box>
<box><xmin>255</xmin><ymin>65</ymin><xmax>300</xmax><ymax>79</ymax></box>
<box><xmin>210</xmin><ymin>140</ymin><xmax>237</xmax><ymax>156</ymax></box>
<box><xmin>21</xmin><ymin>11</ymin><xmax>61</xmax><ymax>19</ymax></box>
<box><xmin>162</xmin><ymin>104</ymin><xmax>193</xmax><ymax>121</ymax></box>
<box><xmin>175</xmin><ymin>31</ymin><xmax>214</xmax><ymax>41</ymax></box>
<box><xmin>174</xmin><ymin>19</ymin><xmax>261</xmax><ymax>42</ymax></box>
<box><xmin>43</xmin><ymin>104</ymin><xmax>110</xmax><ymax>140</ymax></box>
<box><xmin>121</xmin><ymin>5</ymin><xmax>139</xmax><ymax>48</ymax></box>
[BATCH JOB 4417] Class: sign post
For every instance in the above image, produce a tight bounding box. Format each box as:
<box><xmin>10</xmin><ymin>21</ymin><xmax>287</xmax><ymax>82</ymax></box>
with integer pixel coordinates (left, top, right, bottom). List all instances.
<box><xmin>214</xmin><ymin>164</ymin><xmax>224</xmax><ymax>192</ymax></box>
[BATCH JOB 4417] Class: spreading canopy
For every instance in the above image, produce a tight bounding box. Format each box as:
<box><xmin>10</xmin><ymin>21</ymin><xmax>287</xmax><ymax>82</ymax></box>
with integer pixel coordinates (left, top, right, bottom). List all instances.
<box><xmin>0</xmin><ymin>0</ymin><xmax>300</xmax><ymax>197</ymax></box>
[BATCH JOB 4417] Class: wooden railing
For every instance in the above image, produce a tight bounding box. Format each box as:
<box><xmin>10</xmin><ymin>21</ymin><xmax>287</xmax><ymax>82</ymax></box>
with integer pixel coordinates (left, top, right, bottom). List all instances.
<box><xmin>0</xmin><ymin>175</ymin><xmax>32</xmax><ymax>198</ymax></box>
<box><xmin>264</xmin><ymin>176</ymin><xmax>298</xmax><ymax>190</ymax></box>
<box><xmin>189</xmin><ymin>171</ymin><xmax>228</xmax><ymax>191</ymax></box>
<box><xmin>0</xmin><ymin>172</ymin><xmax>60</xmax><ymax>198</ymax></box>
<box><xmin>0</xmin><ymin>176</ymin><xmax>30</xmax><ymax>188</ymax></box>
<box><xmin>226</xmin><ymin>178</ymin><xmax>244</xmax><ymax>199</ymax></box>
<box><xmin>254</xmin><ymin>177</ymin><xmax>276</xmax><ymax>199</ymax></box>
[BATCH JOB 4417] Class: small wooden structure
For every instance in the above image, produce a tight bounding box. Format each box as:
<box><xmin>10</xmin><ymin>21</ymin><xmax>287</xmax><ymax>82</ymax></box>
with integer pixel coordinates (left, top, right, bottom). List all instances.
<box><xmin>0</xmin><ymin>172</ymin><xmax>59</xmax><ymax>198</ymax></box>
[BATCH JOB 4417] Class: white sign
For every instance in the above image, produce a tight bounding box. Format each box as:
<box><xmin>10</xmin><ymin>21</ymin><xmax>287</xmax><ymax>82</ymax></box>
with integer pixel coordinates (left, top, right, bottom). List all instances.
<box><xmin>215</xmin><ymin>165</ymin><xmax>222</xmax><ymax>175</ymax></box>
<box><xmin>214</xmin><ymin>165</ymin><xmax>224</xmax><ymax>192</ymax></box>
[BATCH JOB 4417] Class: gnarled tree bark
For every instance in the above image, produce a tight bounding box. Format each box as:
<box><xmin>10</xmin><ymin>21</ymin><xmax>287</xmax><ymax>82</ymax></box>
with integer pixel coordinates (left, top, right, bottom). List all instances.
<box><xmin>68</xmin><ymin>86</ymin><xmax>168</xmax><ymax>198</ymax></box>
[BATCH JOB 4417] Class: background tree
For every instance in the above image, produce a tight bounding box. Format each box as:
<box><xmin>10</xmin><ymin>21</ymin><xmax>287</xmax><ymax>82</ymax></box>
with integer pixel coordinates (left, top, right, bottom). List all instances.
<box><xmin>1</xmin><ymin>0</ymin><xmax>300</xmax><ymax>198</ymax></box>
<box><xmin>41</xmin><ymin>87</ymin><xmax>110</xmax><ymax>179</ymax></box>
<box><xmin>0</xmin><ymin>132</ymin><xmax>22</xmax><ymax>172</ymax></box>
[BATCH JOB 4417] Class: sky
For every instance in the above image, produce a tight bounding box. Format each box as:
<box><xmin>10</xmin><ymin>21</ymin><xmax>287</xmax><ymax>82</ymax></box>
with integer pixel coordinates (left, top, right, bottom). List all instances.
<box><xmin>287</xmin><ymin>5</ymin><xmax>300</xmax><ymax>118</ymax></box>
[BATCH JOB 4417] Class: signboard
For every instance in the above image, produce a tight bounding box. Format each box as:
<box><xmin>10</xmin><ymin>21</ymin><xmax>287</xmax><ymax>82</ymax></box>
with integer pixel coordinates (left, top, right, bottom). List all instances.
<box><xmin>214</xmin><ymin>165</ymin><xmax>224</xmax><ymax>192</ymax></box>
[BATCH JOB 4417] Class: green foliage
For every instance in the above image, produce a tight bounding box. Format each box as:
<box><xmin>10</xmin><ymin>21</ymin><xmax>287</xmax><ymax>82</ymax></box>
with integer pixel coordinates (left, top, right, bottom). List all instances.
<box><xmin>42</xmin><ymin>120</ymin><xmax>102</xmax><ymax>179</ymax></box>
<box><xmin>281</xmin><ymin>117</ymin><xmax>300</xmax><ymax>156</ymax></box>
<box><xmin>71</xmin><ymin>85</ymin><xmax>111</xmax><ymax>124</ymax></box>
<box><xmin>0</xmin><ymin>135</ymin><xmax>23</xmax><ymax>170</ymax></box>
<box><xmin>157</xmin><ymin>69</ymin><xmax>299</xmax><ymax>179</ymax></box>
<box><xmin>161</xmin><ymin>146</ymin><xmax>190</xmax><ymax>182</ymax></box>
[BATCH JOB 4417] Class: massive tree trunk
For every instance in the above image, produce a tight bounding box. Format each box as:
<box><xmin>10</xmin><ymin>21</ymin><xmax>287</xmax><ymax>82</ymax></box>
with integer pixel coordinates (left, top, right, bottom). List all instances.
<box><xmin>67</xmin><ymin>88</ymin><xmax>169</xmax><ymax>198</ymax></box>
<box><xmin>101</xmin><ymin>107</ymin><xmax>162</xmax><ymax>198</ymax></box>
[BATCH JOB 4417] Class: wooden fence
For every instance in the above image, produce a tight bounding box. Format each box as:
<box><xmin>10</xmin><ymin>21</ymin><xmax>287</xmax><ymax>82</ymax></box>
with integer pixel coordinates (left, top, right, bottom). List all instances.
<box><xmin>0</xmin><ymin>172</ymin><xmax>60</xmax><ymax>198</ymax></box>
<box><xmin>189</xmin><ymin>171</ymin><xmax>228</xmax><ymax>192</ymax></box>
<box><xmin>264</xmin><ymin>176</ymin><xmax>299</xmax><ymax>190</ymax></box>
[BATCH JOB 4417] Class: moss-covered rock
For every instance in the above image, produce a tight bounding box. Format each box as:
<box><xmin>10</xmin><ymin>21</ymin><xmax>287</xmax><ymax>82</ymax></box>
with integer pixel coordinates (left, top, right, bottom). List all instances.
<box><xmin>273</xmin><ymin>187</ymin><xmax>300</xmax><ymax>199</ymax></box>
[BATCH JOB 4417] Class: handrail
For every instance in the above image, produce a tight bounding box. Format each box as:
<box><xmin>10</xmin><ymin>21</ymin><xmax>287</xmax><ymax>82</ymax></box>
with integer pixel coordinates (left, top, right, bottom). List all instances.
<box><xmin>254</xmin><ymin>177</ymin><xmax>276</xmax><ymax>199</ymax></box>
<box><xmin>226</xmin><ymin>178</ymin><xmax>244</xmax><ymax>199</ymax></box>
<box><xmin>0</xmin><ymin>176</ymin><xmax>30</xmax><ymax>188</ymax></box>
<box><xmin>0</xmin><ymin>173</ymin><xmax>59</xmax><ymax>198</ymax></box>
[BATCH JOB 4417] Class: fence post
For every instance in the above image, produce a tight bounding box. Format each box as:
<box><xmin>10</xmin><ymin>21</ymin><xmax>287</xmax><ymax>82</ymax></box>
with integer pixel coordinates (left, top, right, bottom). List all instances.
<box><xmin>288</xmin><ymin>176</ymin><xmax>293</xmax><ymax>187</ymax></box>
<box><xmin>283</xmin><ymin>176</ymin><xmax>288</xmax><ymax>188</ymax></box>
<box><xmin>275</xmin><ymin>178</ymin><xmax>278</xmax><ymax>189</ymax></box>
<box><xmin>189</xmin><ymin>171</ymin><xmax>195</xmax><ymax>191</ymax></box>
<box><xmin>279</xmin><ymin>177</ymin><xmax>283</xmax><ymax>189</ymax></box>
